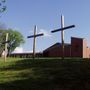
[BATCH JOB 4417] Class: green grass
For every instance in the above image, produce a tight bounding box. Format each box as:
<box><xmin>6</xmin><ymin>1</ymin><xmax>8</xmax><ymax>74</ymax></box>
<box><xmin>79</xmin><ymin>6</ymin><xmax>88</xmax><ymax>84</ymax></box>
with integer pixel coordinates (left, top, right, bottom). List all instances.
<box><xmin>0</xmin><ymin>57</ymin><xmax>90</xmax><ymax>90</ymax></box>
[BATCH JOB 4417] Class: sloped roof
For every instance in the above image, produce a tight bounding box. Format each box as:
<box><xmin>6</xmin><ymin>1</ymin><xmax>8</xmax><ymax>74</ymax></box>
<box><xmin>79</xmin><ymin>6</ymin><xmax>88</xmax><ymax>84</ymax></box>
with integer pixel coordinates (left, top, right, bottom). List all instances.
<box><xmin>43</xmin><ymin>42</ymin><xmax>70</xmax><ymax>52</ymax></box>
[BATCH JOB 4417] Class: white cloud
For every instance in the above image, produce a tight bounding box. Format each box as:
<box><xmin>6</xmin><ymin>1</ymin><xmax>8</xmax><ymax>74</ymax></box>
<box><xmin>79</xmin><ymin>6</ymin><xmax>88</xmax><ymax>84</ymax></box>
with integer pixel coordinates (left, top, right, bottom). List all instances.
<box><xmin>12</xmin><ymin>47</ymin><xmax>24</xmax><ymax>53</ymax></box>
<box><xmin>39</xmin><ymin>29</ymin><xmax>52</xmax><ymax>37</ymax></box>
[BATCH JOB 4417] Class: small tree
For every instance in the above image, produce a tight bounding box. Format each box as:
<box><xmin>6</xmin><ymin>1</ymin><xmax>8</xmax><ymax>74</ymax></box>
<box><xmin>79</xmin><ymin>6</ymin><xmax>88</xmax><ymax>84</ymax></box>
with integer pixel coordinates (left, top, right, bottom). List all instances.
<box><xmin>0</xmin><ymin>29</ymin><xmax>25</xmax><ymax>54</ymax></box>
<box><xmin>7</xmin><ymin>29</ymin><xmax>25</xmax><ymax>54</ymax></box>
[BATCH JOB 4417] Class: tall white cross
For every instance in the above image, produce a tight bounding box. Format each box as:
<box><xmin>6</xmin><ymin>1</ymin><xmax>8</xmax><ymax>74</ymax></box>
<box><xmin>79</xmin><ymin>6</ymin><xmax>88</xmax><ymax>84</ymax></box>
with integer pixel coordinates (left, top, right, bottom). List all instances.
<box><xmin>51</xmin><ymin>15</ymin><xmax>75</xmax><ymax>59</ymax></box>
<box><xmin>27</xmin><ymin>25</ymin><xmax>44</xmax><ymax>59</ymax></box>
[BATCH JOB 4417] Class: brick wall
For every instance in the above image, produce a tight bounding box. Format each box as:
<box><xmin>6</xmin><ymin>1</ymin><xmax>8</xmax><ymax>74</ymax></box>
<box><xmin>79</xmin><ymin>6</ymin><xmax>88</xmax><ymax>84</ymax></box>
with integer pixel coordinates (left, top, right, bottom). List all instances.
<box><xmin>43</xmin><ymin>43</ymin><xmax>71</xmax><ymax>57</ymax></box>
<box><xmin>71</xmin><ymin>37</ymin><xmax>83</xmax><ymax>57</ymax></box>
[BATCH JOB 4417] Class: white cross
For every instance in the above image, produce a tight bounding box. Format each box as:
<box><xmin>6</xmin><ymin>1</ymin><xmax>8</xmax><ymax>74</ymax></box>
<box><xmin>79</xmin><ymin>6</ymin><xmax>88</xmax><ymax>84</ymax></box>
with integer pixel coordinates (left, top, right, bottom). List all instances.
<box><xmin>51</xmin><ymin>15</ymin><xmax>75</xmax><ymax>59</ymax></box>
<box><xmin>4</xmin><ymin>33</ymin><xmax>8</xmax><ymax>62</ymax></box>
<box><xmin>27</xmin><ymin>25</ymin><xmax>44</xmax><ymax>59</ymax></box>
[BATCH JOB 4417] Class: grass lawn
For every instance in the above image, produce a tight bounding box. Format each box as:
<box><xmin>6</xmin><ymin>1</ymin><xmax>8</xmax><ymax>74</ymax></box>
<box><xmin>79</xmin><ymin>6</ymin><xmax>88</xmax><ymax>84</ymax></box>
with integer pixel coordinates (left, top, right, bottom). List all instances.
<box><xmin>0</xmin><ymin>57</ymin><xmax>90</xmax><ymax>90</ymax></box>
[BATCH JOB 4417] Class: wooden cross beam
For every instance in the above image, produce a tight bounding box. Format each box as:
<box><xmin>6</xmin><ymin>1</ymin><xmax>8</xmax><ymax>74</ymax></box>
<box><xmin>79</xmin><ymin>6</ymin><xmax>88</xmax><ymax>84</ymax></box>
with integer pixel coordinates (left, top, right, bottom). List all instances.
<box><xmin>51</xmin><ymin>25</ymin><xmax>75</xmax><ymax>33</ymax></box>
<box><xmin>51</xmin><ymin>15</ymin><xmax>75</xmax><ymax>59</ymax></box>
<box><xmin>27</xmin><ymin>25</ymin><xmax>44</xmax><ymax>59</ymax></box>
<box><xmin>1</xmin><ymin>40</ymin><xmax>10</xmax><ymax>44</ymax></box>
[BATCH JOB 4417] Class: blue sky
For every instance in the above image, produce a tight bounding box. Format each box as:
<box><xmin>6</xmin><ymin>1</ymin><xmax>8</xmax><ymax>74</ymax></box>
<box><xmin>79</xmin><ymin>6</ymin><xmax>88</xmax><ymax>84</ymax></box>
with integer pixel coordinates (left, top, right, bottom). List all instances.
<box><xmin>1</xmin><ymin>0</ymin><xmax>90</xmax><ymax>52</ymax></box>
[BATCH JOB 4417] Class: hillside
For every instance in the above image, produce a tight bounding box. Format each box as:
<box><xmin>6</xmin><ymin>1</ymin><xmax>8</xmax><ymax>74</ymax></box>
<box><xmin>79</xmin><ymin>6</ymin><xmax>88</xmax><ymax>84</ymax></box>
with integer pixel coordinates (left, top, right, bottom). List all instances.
<box><xmin>0</xmin><ymin>58</ymin><xmax>90</xmax><ymax>90</ymax></box>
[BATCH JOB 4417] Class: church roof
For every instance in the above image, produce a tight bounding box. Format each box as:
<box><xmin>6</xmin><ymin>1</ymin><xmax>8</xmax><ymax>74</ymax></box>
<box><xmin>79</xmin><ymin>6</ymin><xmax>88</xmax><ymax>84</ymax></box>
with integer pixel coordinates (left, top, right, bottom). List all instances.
<box><xmin>43</xmin><ymin>42</ymin><xmax>70</xmax><ymax>52</ymax></box>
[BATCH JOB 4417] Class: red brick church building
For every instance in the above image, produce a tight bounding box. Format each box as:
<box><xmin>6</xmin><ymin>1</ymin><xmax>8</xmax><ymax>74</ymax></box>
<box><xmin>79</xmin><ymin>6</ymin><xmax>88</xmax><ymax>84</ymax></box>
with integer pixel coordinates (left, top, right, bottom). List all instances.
<box><xmin>43</xmin><ymin>37</ymin><xmax>90</xmax><ymax>58</ymax></box>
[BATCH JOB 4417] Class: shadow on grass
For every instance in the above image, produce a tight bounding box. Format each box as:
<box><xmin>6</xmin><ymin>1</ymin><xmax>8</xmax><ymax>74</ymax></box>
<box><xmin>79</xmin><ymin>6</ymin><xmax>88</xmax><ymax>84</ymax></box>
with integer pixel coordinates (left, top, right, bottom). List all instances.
<box><xmin>0</xmin><ymin>58</ymin><xmax>90</xmax><ymax>90</ymax></box>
